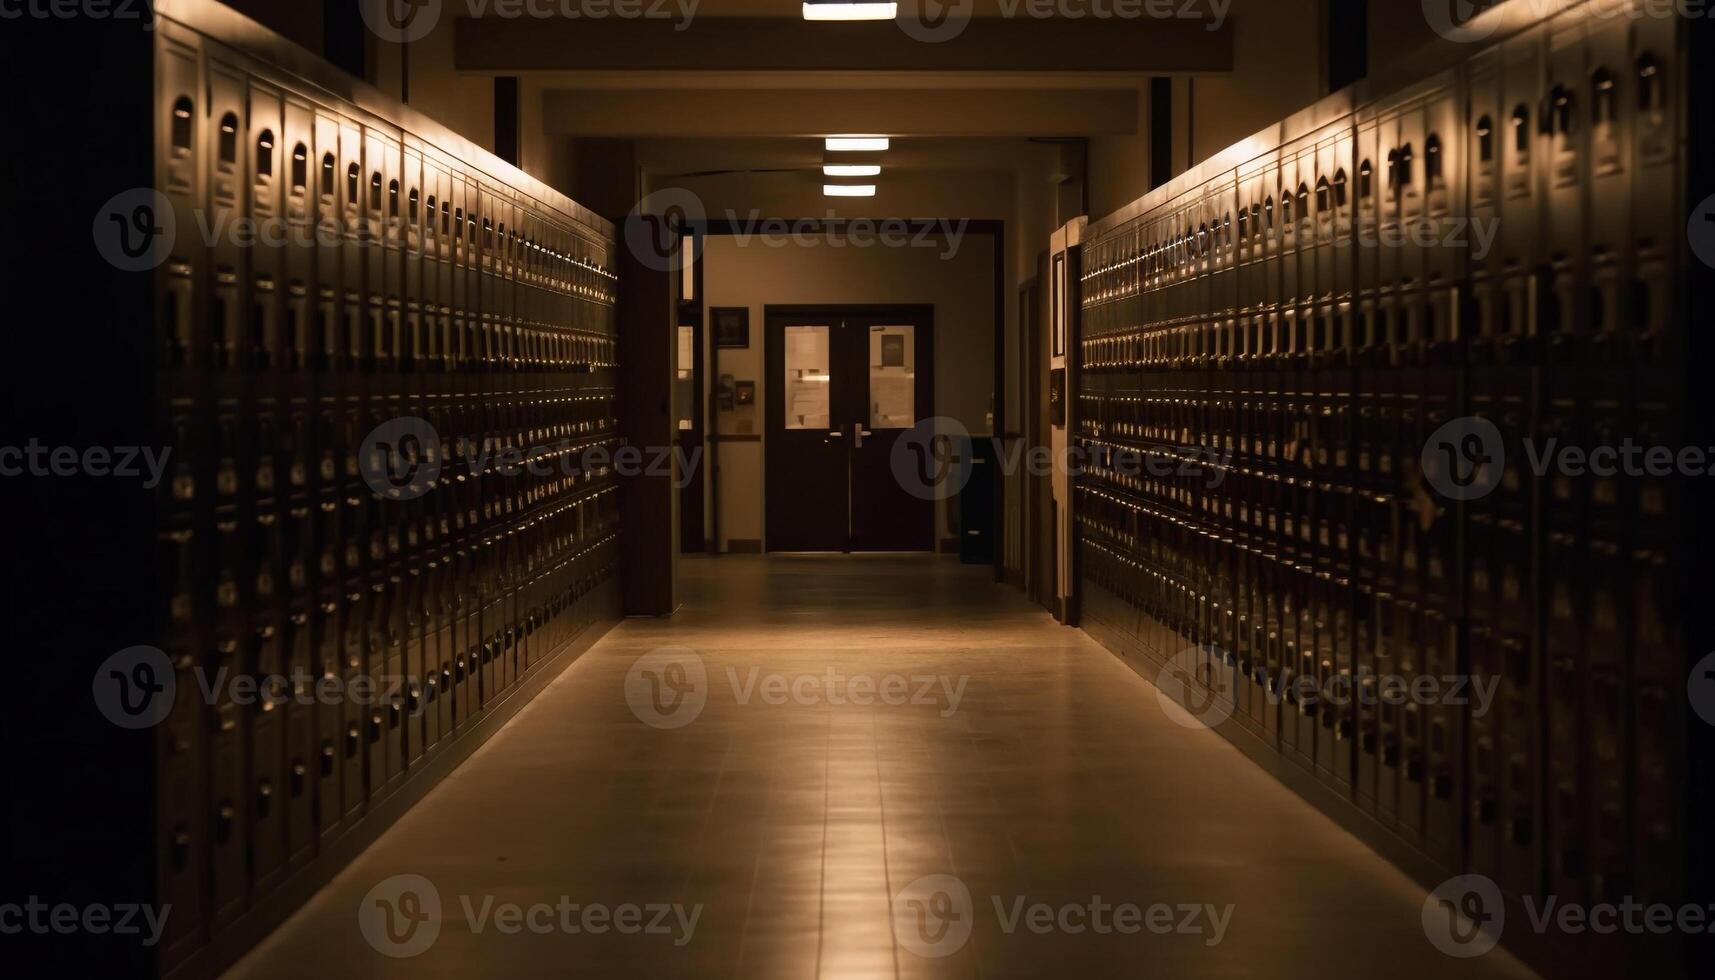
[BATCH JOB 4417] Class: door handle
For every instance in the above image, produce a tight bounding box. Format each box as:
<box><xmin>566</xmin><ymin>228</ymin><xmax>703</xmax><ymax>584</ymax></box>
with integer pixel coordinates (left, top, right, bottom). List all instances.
<box><xmin>826</xmin><ymin>430</ymin><xmax>845</xmax><ymax>444</ymax></box>
<box><xmin>854</xmin><ymin>423</ymin><xmax>874</xmax><ymax>448</ymax></box>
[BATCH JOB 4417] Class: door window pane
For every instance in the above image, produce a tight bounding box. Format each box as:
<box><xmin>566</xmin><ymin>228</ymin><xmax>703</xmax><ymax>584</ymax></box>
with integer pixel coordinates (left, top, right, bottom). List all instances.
<box><xmin>784</xmin><ymin>325</ymin><xmax>831</xmax><ymax>430</ymax></box>
<box><xmin>868</xmin><ymin>324</ymin><xmax>916</xmax><ymax>429</ymax></box>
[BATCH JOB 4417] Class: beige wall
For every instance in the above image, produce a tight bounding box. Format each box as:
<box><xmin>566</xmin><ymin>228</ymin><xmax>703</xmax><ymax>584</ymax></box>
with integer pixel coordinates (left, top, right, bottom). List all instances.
<box><xmin>698</xmin><ymin>233</ymin><xmax>996</xmax><ymax>552</ymax></box>
<box><xmin>220</xmin><ymin>0</ymin><xmax>324</xmax><ymax>54</ymax></box>
<box><xmin>1188</xmin><ymin>0</ymin><xmax>1324</xmax><ymax>163</ymax></box>
<box><xmin>373</xmin><ymin>25</ymin><xmax>498</xmax><ymax>159</ymax></box>
<box><xmin>1087</xmin><ymin>0</ymin><xmax>1323</xmax><ymax>220</ymax></box>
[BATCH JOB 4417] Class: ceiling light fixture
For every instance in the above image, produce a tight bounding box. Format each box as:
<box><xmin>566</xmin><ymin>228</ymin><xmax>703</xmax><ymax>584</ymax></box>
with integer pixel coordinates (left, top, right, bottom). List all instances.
<box><xmin>802</xmin><ymin>1</ymin><xmax>898</xmax><ymax>22</ymax></box>
<box><xmin>825</xmin><ymin>136</ymin><xmax>890</xmax><ymax>152</ymax></box>
<box><xmin>823</xmin><ymin>164</ymin><xmax>882</xmax><ymax>177</ymax></box>
<box><xmin>824</xmin><ymin>184</ymin><xmax>877</xmax><ymax>197</ymax></box>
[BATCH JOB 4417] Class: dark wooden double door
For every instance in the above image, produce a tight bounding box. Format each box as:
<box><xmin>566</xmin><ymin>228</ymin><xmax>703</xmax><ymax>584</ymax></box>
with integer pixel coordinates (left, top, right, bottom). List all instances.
<box><xmin>765</xmin><ymin>306</ymin><xmax>934</xmax><ymax>552</ymax></box>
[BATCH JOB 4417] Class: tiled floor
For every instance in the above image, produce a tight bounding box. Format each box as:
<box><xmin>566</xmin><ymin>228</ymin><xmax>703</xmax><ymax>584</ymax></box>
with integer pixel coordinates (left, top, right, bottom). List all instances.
<box><xmin>225</xmin><ymin>555</ymin><xmax>1537</xmax><ymax>980</ymax></box>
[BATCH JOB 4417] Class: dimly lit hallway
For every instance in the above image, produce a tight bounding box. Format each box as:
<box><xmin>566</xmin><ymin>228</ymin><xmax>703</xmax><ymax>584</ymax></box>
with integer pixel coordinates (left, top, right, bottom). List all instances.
<box><xmin>226</xmin><ymin>556</ymin><xmax>1536</xmax><ymax>980</ymax></box>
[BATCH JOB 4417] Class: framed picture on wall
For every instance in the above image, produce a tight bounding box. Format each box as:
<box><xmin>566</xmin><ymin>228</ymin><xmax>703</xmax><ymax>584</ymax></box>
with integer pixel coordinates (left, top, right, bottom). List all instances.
<box><xmin>712</xmin><ymin>307</ymin><xmax>750</xmax><ymax>349</ymax></box>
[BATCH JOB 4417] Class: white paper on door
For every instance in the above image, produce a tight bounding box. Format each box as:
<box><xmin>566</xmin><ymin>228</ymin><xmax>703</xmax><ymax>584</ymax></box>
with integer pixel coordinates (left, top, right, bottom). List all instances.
<box><xmin>868</xmin><ymin>325</ymin><xmax>915</xmax><ymax>429</ymax></box>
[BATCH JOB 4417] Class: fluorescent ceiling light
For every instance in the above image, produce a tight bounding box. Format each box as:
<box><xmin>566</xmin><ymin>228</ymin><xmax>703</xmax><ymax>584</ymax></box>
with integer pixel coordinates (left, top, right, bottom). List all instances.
<box><xmin>825</xmin><ymin>136</ymin><xmax>890</xmax><ymax>152</ymax></box>
<box><xmin>802</xmin><ymin>2</ymin><xmax>898</xmax><ymax>21</ymax></box>
<box><xmin>823</xmin><ymin>164</ymin><xmax>881</xmax><ymax>177</ymax></box>
<box><xmin>824</xmin><ymin>184</ymin><xmax>877</xmax><ymax>197</ymax></box>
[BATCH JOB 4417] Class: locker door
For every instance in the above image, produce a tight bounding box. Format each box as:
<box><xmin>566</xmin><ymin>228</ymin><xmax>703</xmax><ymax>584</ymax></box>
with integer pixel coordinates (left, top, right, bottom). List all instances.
<box><xmin>402</xmin><ymin>142</ymin><xmax>425</xmax><ymax>374</ymax></box>
<box><xmin>1500</xmin><ymin>28</ymin><xmax>1545</xmax><ymax>363</ymax></box>
<box><xmin>364</xmin><ymin>567</ymin><xmax>394</xmax><ymax>801</ymax></box>
<box><xmin>1293</xmin><ymin>146</ymin><xmax>1318</xmax><ymax>363</ymax></box>
<box><xmin>454</xmin><ymin>545</ymin><xmax>478</xmax><ymax>726</ymax></box>
<box><xmin>1422</xmin><ymin>607</ymin><xmax>1462</xmax><ymax>868</ymax></box>
<box><xmin>312</xmin><ymin>593</ymin><xmax>343</xmax><ymax>838</ymax></box>
<box><xmin>1422</xmin><ymin>77</ymin><xmax>1463</xmax><ymax>360</ymax></box>
<box><xmin>154</xmin><ymin>26</ymin><xmax>209</xmax><ymax>961</ymax></box>
<box><xmin>1628</xmin><ymin>12</ymin><xmax>1678</xmax><ymax>365</ymax></box>
<box><xmin>1310</xmin><ymin>133</ymin><xmax>1337</xmax><ymax>365</ymax></box>
<box><xmin>364</xmin><ymin>127</ymin><xmax>394</xmax><ymax>373</ymax></box>
<box><xmin>1370</xmin><ymin>590</ymin><xmax>1400</xmax><ymax>827</ymax></box>
<box><xmin>449</xmin><ymin>172</ymin><xmax>468</xmax><ymax>373</ymax></box>
<box><xmin>1353</xmin><ymin>583</ymin><xmax>1381</xmax><ymax>811</ymax></box>
<box><xmin>282</xmin><ymin>104</ymin><xmax>316</xmax><ymax>376</ymax></box>
<box><xmin>1584</xmin><ymin>16</ymin><xmax>1632</xmax><ymax>363</ymax></box>
<box><xmin>248</xmin><ymin>426</ymin><xmax>289</xmax><ymax>893</ymax></box>
<box><xmin>336</xmin><ymin>584</ymin><xmax>367</xmax><ymax>822</ymax></box>
<box><xmin>248</xmin><ymin>79</ymin><xmax>291</xmax><ymax>896</ymax></box>
<box><xmin>1258</xmin><ymin>553</ymin><xmax>1285</xmax><ymax>751</ymax></box>
<box><xmin>1543</xmin><ymin>17</ymin><xmax>1591</xmax><ymax>360</ymax></box>
<box><xmin>400</xmin><ymin>568</ymin><xmax>425</xmax><ymax>772</ymax></box>
<box><xmin>205</xmin><ymin>53</ymin><xmax>255</xmax><ymax>935</ymax></box>
<box><xmin>431</xmin><ymin>557</ymin><xmax>454</xmax><ymax>750</ymax></box>
<box><xmin>249</xmin><ymin>81</ymin><xmax>286</xmax><ymax>371</ymax></box>
<box><xmin>418</xmin><ymin>424</ymin><xmax>444</xmax><ymax>752</ymax></box>
<box><xmin>430</xmin><ymin>161</ymin><xmax>453</xmax><ymax>378</ymax></box>
<box><xmin>339</xmin><ymin>121</ymin><xmax>366</xmax><ymax>369</ymax></box>
<box><xmin>208</xmin><ymin>436</ymin><xmax>251</xmax><ymax>925</ymax></box>
<box><xmin>1467</xmin><ymin>49</ymin><xmax>1506</xmax><ymax>362</ymax></box>
<box><xmin>312</xmin><ymin>113</ymin><xmax>342</xmax><ymax>373</ymax></box>
<box><xmin>156</xmin><ymin>31</ymin><xmax>204</xmax><ymax>373</ymax></box>
<box><xmin>158</xmin><ymin>510</ymin><xmax>207</xmax><ymax>959</ymax></box>
<box><xmin>1630</xmin><ymin>466</ymin><xmax>1679</xmax><ymax>905</ymax></box>
<box><xmin>206</xmin><ymin>56</ymin><xmax>247</xmax><ymax>375</ymax></box>
<box><xmin>1540</xmin><ymin>375</ymin><xmax>1587</xmax><ymax>905</ymax></box>
<box><xmin>1353</xmin><ymin>117</ymin><xmax>1383</xmax><ymax>366</ymax></box>
<box><xmin>1311</xmin><ymin>568</ymin><xmax>1341</xmax><ymax>785</ymax></box>
<box><xmin>1288</xmin><ymin>560</ymin><xmax>1319</xmax><ymax>772</ymax></box>
<box><xmin>1394</xmin><ymin>598</ymin><xmax>1428</xmax><ymax>843</ymax></box>
<box><xmin>366</xmin><ymin>411</ymin><xmax>403</xmax><ymax>799</ymax></box>
<box><xmin>1276</xmin><ymin>156</ymin><xmax>1300</xmax><ymax>365</ymax></box>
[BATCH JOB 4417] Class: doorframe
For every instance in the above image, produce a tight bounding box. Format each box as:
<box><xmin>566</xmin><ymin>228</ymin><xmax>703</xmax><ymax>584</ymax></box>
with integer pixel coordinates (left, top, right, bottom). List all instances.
<box><xmin>763</xmin><ymin>303</ymin><xmax>936</xmax><ymax>554</ymax></box>
<box><xmin>677</xmin><ymin>235</ymin><xmax>707</xmax><ymax>554</ymax></box>
<box><xmin>1022</xmin><ymin>254</ymin><xmax>1054</xmax><ymax>613</ymax></box>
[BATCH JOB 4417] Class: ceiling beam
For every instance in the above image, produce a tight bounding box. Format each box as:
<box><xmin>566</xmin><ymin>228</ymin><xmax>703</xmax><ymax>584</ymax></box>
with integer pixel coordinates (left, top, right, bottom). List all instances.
<box><xmin>541</xmin><ymin>88</ymin><xmax>1138</xmax><ymax>137</ymax></box>
<box><xmin>455</xmin><ymin>16</ymin><xmax>1233</xmax><ymax>73</ymax></box>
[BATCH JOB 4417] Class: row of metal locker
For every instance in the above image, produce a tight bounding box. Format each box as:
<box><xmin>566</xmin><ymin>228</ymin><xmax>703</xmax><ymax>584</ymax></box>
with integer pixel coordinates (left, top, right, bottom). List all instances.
<box><xmin>1073</xmin><ymin>0</ymin><xmax>1688</xmax><ymax>957</ymax></box>
<box><xmin>1081</xmin><ymin>0</ymin><xmax>1681</xmax><ymax>375</ymax></box>
<box><xmin>145</xmin><ymin>11</ymin><xmax>622</xmax><ymax>971</ymax></box>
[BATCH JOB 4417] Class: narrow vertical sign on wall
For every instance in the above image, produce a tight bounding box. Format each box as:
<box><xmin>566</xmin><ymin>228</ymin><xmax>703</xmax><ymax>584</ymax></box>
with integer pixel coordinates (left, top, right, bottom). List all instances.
<box><xmin>1052</xmin><ymin>252</ymin><xmax>1067</xmax><ymax>358</ymax></box>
